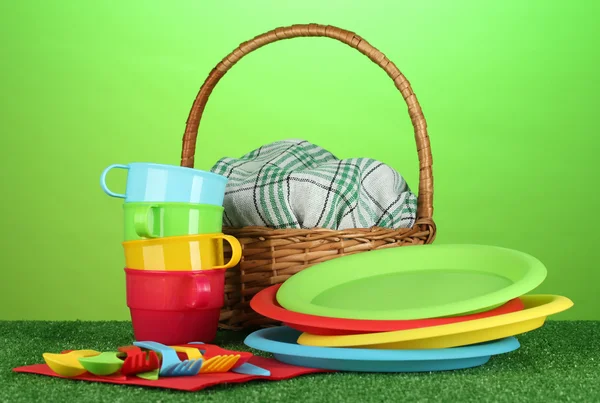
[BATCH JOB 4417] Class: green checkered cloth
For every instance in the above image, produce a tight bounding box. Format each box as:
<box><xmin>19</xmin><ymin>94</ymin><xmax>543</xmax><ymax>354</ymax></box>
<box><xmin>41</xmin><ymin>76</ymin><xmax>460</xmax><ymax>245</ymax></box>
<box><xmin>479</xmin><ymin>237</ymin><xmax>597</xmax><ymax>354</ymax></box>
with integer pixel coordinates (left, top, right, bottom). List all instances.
<box><xmin>210</xmin><ymin>140</ymin><xmax>418</xmax><ymax>230</ymax></box>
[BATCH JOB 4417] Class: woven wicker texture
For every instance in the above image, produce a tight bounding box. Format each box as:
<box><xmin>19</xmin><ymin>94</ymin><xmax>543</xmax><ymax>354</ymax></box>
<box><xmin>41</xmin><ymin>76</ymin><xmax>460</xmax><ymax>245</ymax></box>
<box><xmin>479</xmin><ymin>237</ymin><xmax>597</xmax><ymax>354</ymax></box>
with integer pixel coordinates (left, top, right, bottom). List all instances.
<box><xmin>180</xmin><ymin>24</ymin><xmax>436</xmax><ymax>329</ymax></box>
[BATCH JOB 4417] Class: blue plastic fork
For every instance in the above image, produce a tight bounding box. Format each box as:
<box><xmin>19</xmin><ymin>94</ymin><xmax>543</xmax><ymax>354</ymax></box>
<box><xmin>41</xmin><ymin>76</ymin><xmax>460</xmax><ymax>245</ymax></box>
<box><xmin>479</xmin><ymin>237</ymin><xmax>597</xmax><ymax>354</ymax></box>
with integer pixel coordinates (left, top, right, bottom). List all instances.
<box><xmin>161</xmin><ymin>359</ymin><xmax>203</xmax><ymax>377</ymax></box>
<box><xmin>133</xmin><ymin>341</ymin><xmax>203</xmax><ymax>377</ymax></box>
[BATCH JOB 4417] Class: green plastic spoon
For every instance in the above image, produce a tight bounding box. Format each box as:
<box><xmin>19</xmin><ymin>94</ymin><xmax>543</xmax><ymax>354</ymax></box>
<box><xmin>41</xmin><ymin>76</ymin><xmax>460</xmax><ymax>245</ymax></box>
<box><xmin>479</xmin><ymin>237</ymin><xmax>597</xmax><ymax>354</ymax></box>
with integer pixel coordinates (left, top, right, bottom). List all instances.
<box><xmin>78</xmin><ymin>352</ymin><xmax>124</xmax><ymax>376</ymax></box>
<box><xmin>43</xmin><ymin>350</ymin><xmax>100</xmax><ymax>377</ymax></box>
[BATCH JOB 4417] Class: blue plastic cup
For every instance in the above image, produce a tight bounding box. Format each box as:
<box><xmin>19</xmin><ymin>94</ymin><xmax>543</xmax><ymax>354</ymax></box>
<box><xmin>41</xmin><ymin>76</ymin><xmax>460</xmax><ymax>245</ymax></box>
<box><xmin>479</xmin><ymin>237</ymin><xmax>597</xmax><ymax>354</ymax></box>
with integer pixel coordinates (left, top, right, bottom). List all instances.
<box><xmin>100</xmin><ymin>162</ymin><xmax>227</xmax><ymax>205</ymax></box>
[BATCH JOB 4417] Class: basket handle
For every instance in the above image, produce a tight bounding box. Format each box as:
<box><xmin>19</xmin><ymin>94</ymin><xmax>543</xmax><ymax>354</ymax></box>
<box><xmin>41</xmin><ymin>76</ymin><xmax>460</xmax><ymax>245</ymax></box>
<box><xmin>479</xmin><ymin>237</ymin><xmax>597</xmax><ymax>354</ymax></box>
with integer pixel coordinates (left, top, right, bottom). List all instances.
<box><xmin>181</xmin><ymin>23</ymin><xmax>433</xmax><ymax>221</ymax></box>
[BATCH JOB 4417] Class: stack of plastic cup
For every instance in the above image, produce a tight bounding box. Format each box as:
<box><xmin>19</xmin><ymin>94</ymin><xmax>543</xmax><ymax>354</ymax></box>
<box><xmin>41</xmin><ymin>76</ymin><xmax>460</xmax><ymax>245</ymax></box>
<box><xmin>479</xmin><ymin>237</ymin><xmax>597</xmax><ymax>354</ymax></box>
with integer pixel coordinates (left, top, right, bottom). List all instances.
<box><xmin>100</xmin><ymin>162</ymin><xmax>242</xmax><ymax>344</ymax></box>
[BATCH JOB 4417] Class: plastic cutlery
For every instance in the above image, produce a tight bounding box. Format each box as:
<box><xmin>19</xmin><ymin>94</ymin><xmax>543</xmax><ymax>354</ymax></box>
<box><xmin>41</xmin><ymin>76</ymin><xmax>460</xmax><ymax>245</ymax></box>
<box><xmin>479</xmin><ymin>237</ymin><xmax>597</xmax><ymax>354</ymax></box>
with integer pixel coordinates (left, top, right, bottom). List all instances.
<box><xmin>186</xmin><ymin>342</ymin><xmax>252</xmax><ymax>367</ymax></box>
<box><xmin>187</xmin><ymin>342</ymin><xmax>269</xmax><ymax>375</ymax></box>
<box><xmin>78</xmin><ymin>352</ymin><xmax>124</xmax><ymax>376</ymax></box>
<box><xmin>163</xmin><ymin>359</ymin><xmax>204</xmax><ymax>376</ymax></box>
<box><xmin>171</xmin><ymin>343</ymin><xmax>240</xmax><ymax>374</ymax></box>
<box><xmin>232</xmin><ymin>362</ymin><xmax>271</xmax><ymax>376</ymax></box>
<box><xmin>134</xmin><ymin>341</ymin><xmax>203</xmax><ymax>377</ymax></box>
<box><xmin>43</xmin><ymin>350</ymin><xmax>101</xmax><ymax>377</ymax></box>
<box><xmin>133</xmin><ymin>341</ymin><xmax>181</xmax><ymax>376</ymax></box>
<box><xmin>136</xmin><ymin>369</ymin><xmax>159</xmax><ymax>380</ymax></box>
<box><xmin>117</xmin><ymin>346</ymin><xmax>160</xmax><ymax>375</ymax></box>
<box><xmin>170</xmin><ymin>346</ymin><xmax>203</xmax><ymax>360</ymax></box>
<box><xmin>200</xmin><ymin>354</ymin><xmax>240</xmax><ymax>373</ymax></box>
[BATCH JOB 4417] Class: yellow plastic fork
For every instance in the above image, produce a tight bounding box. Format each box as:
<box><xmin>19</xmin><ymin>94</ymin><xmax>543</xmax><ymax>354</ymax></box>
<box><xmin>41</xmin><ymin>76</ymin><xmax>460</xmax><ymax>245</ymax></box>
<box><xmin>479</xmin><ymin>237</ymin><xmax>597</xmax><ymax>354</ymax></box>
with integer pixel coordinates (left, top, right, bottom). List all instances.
<box><xmin>200</xmin><ymin>354</ymin><xmax>241</xmax><ymax>373</ymax></box>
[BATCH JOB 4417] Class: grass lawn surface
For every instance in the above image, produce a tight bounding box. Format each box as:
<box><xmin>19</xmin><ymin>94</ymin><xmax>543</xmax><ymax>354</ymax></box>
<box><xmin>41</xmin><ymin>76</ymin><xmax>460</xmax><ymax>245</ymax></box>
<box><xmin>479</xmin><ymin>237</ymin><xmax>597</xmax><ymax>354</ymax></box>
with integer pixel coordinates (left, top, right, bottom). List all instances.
<box><xmin>1</xmin><ymin>321</ymin><xmax>599</xmax><ymax>402</ymax></box>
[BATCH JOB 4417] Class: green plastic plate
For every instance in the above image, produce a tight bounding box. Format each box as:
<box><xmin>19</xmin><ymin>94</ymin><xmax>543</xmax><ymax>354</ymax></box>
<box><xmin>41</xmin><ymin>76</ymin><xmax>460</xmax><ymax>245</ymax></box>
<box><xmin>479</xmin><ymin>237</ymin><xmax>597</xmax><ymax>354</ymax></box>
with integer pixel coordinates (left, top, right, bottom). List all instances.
<box><xmin>276</xmin><ymin>244</ymin><xmax>547</xmax><ymax>320</ymax></box>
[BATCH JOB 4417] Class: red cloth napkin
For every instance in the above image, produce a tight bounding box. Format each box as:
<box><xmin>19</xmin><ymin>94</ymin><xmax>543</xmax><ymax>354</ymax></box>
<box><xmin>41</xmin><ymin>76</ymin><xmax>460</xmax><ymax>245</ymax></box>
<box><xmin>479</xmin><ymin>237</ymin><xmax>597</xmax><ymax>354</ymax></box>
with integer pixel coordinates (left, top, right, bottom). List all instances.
<box><xmin>13</xmin><ymin>356</ymin><xmax>330</xmax><ymax>392</ymax></box>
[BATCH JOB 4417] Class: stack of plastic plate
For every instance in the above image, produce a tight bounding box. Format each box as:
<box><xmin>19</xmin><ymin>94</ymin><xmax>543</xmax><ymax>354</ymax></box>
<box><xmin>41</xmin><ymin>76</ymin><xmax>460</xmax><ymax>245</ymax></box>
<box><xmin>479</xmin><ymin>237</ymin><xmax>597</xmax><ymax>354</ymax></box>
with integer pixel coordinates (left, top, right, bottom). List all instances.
<box><xmin>244</xmin><ymin>244</ymin><xmax>573</xmax><ymax>373</ymax></box>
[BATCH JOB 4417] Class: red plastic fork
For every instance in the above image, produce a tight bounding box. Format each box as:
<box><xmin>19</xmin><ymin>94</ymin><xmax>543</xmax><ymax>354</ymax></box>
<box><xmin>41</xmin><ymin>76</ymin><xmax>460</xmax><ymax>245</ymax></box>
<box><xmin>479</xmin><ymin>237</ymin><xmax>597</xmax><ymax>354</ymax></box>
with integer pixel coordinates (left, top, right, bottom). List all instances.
<box><xmin>117</xmin><ymin>345</ymin><xmax>160</xmax><ymax>375</ymax></box>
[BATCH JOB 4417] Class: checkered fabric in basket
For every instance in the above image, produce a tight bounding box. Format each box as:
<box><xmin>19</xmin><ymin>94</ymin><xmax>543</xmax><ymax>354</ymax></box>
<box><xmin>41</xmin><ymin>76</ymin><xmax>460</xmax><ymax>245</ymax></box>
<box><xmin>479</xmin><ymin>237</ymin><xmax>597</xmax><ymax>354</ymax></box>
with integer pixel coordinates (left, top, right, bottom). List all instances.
<box><xmin>210</xmin><ymin>139</ymin><xmax>418</xmax><ymax>230</ymax></box>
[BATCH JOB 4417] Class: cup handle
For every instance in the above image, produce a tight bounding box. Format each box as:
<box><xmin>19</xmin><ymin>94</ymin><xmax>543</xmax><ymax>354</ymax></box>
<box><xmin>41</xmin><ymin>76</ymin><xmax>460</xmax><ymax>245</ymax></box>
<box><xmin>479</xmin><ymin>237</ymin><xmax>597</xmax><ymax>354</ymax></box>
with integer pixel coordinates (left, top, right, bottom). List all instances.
<box><xmin>134</xmin><ymin>205</ymin><xmax>159</xmax><ymax>238</ymax></box>
<box><xmin>100</xmin><ymin>164</ymin><xmax>128</xmax><ymax>198</ymax></box>
<box><xmin>212</xmin><ymin>235</ymin><xmax>242</xmax><ymax>270</ymax></box>
<box><xmin>186</xmin><ymin>274</ymin><xmax>211</xmax><ymax>309</ymax></box>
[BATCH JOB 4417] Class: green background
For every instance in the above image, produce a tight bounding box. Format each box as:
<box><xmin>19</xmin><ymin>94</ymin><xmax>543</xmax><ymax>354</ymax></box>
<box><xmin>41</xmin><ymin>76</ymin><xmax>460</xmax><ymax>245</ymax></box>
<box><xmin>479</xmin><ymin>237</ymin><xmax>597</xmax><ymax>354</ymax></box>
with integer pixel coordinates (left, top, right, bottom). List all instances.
<box><xmin>1</xmin><ymin>1</ymin><xmax>598</xmax><ymax>320</ymax></box>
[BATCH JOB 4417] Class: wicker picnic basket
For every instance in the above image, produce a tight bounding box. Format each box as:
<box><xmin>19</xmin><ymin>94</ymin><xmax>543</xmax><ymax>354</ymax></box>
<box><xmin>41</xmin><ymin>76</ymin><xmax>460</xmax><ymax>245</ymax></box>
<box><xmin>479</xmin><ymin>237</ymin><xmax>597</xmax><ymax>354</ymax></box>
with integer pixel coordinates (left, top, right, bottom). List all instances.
<box><xmin>179</xmin><ymin>24</ymin><xmax>436</xmax><ymax>330</ymax></box>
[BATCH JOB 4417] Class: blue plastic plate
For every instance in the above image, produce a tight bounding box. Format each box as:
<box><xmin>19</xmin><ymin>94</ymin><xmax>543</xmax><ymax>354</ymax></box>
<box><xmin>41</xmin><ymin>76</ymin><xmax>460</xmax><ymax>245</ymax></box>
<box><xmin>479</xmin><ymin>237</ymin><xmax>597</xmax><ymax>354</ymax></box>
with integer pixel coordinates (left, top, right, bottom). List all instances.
<box><xmin>244</xmin><ymin>326</ymin><xmax>520</xmax><ymax>373</ymax></box>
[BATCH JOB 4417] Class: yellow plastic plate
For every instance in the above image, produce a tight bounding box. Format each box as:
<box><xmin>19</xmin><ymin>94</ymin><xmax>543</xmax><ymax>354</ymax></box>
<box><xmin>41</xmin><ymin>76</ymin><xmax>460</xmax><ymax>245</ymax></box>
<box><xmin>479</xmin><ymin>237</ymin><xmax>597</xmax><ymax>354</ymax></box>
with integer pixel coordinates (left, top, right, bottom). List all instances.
<box><xmin>297</xmin><ymin>295</ymin><xmax>573</xmax><ymax>349</ymax></box>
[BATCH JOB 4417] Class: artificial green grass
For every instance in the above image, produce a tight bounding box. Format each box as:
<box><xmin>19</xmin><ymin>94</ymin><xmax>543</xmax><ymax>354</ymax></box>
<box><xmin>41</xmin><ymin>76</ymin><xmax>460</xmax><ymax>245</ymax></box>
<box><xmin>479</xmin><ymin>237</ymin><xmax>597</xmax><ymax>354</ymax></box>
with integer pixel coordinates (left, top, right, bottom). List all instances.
<box><xmin>1</xmin><ymin>321</ymin><xmax>599</xmax><ymax>402</ymax></box>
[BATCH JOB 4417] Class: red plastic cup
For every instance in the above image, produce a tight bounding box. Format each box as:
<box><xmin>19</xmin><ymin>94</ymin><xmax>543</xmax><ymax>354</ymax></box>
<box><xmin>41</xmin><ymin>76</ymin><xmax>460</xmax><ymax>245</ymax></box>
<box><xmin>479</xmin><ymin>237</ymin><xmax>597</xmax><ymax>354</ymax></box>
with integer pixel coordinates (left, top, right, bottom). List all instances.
<box><xmin>124</xmin><ymin>268</ymin><xmax>225</xmax><ymax>345</ymax></box>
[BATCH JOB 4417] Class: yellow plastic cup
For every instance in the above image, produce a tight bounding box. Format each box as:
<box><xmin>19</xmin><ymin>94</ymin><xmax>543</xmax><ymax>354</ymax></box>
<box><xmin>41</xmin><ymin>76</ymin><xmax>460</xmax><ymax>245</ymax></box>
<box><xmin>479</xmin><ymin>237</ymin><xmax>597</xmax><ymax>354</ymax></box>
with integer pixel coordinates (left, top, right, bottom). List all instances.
<box><xmin>123</xmin><ymin>233</ymin><xmax>242</xmax><ymax>271</ymax></box>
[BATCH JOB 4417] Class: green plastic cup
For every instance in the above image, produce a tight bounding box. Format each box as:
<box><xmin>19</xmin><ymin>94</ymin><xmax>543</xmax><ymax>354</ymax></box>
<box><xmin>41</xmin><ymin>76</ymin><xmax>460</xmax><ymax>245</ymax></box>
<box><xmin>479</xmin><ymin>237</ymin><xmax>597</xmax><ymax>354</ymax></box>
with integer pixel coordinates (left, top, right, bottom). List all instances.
<box><xmin>123</xmin><ymin>202</ymin><xmax>223</xmax><ymax>241</ymax></box>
